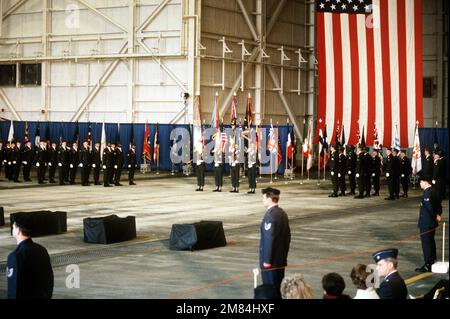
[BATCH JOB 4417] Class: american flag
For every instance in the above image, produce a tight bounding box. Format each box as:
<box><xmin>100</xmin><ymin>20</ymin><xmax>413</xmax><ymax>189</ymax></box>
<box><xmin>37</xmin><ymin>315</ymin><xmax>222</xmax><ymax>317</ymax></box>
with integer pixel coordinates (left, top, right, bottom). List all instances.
<box><xmin>316</xmin><ymin>0</ymin><xmax>423</xmax><ymax>148</ymax></box>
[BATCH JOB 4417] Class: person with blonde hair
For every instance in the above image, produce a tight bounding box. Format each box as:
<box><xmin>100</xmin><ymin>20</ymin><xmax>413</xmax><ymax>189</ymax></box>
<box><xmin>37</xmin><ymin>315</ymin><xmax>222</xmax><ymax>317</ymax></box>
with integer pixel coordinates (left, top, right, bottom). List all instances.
<box><xmin>280</xmin><ymin>274</ymin><xmax>312</xmax><ymax>299</ymax></box>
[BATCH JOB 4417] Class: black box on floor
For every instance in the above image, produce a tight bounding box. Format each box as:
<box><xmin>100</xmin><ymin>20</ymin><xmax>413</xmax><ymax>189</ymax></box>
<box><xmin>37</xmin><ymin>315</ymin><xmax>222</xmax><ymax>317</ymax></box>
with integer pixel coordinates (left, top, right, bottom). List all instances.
<box><xmin>10</xmin><ymin>211</ymin><xmax>67</xmax><ymax>237</ymax></box>
<box><xmin>169</xmin><ymin>221</ymin><xmax>227</xmax><ymax>251</ymax></box>
<box><xmin>83</xmin><ymin>215</ymin><xmax>136</xmax><ymax>244</ymax></box>
<box><xmin>0</xmin><ymin>207</ymin><xmax>4</xmax><ymax>226</ymax></box>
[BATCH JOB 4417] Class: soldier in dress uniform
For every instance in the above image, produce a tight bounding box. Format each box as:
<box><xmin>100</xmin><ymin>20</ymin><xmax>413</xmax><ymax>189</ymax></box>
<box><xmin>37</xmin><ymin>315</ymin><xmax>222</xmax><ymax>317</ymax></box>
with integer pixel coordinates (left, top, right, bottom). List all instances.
<box><xmin>102</xmin><ymin>143</ymin><xmax>113</xmax><ymax>187</ymax></box>
<box><xmin>195</xmin><ymin>144</ymin><xmax>205</xmax><ymax>192</ymax></box>
<box><xmin>229</xmin><ymin>133</ymin><xmax>240</xmax><ymax>193</ymax></box>
<box><xmin>57</xmin><ymin>140</ymin><xmax>69</xmax><ymax>185</ymax></box>
<box><xmin>415</xmin><ymin>178</ymin><xmax>443</xmax><ymax>273</ymax></box>
<box><xmin>371</xmin><ymin>149</ymin><xmax>381</xmax><ymax>196</ymax></box>
<box><xmin>69</xmin><ymin>142</ymin><xmax>79</xmax><ymax>184</ymax></box>
<box><xmin>372</xmin><ymin>248</ymin><xmax>407</xmax><ymax>299</ymax></box>
<box><xmin>259</xmin><ymin>187</ymin><xmax>291</xmax><ymax>298</ymax></box>
<box><xmin>36</xmin><ymin>140</ymin><xmax>48</xmax><ymax>184</ymax></box>
<box><xmin>0</xmin><ymin>140</ymin><xmax>4</xmax><ymax>181</ymax></box>
<box><xmin>423</xmin><ymin>147</ymin><xmax>434</xmax><ymax>181</ymax></box>
<box><xmin>363</xmin><ymin>147</ymin><xmax>373</xmax><ymax>197</ymax></box>
<box><xmin>432</xmin><ymin>150</ymin><xmax>445</xmax><ymax>199</ymax></box>
<box><xmin>11</xmin><ymin>140</ymin><xmax>22</xmax><ymax>183</ymax></box>
<box><xmin>212</xmin><ymin>136</ymin><xmax>224</xmax><ymax>192</ymax></box>
<box><xmin>399</xmin><ymin>150</ymin><xmax>412</xmax><ymax>197</ymax></box>
<box><xmin>127</xmin><ymin>143</ymin><xmax>137</xmax><ymax>186</ymax></box>
<box><xmin>47</xmin><ymin>142</ymin><xmax>58</xmax><ymax>184</ymax></box>
<box><xmin>328</xmin><ymin>144</ymin><xmax>339</xmax><ymax>197</ymax></box>
<box><xmin>21</xmin><ymin>140</ymin><xmax>34</xmax><ymax>182</ymax></box>
<box><xmin>79</xmin><ymin>140</ymin><xmax>91</xmax><ymax>186</ymax></box>
<box><xmin>5</xmin><ymin>141</ymin><xmax>13</xmax><ymax>180</ymax></box>
<box><xmin>109</xmin><ymin>143</ymin><xmax>116</xmax><ymax>185</ymax></box>
<box><xmin>337</xmin><ymin>146</ymin><xmax>346</xmax><ymax>196</ymax></box>
<box><xmin>354</xmin><ymin>145</ymin><xmax>366</xmax><ymax>199</ymax></box>
<box><xmin>91</xmin><ymin>142</ymin><xmax>102</xmax><ymax>185</ymax></box>
<box><xmin>247</xmin><ymin>139</ymin><xmax>257</xmax><ymax>194</ymax></box>
<box><xmin>384</xmin><ymin>147</ymin><xmax>396</xmax><ymax>200</ymax></box>
<box><xmin>392</xmin><ymin>149</ymin><xmax>400</xmax><ymax>199</ymax></box>
<box><xmin>114</xmin><ymin>143</ymin><xmax>123</xmax><ymax>186</ymax></box>
<box><xmin>7</xmin><ymin>214</ymin><xmax>54</xmax><ymax>299</ymax></box>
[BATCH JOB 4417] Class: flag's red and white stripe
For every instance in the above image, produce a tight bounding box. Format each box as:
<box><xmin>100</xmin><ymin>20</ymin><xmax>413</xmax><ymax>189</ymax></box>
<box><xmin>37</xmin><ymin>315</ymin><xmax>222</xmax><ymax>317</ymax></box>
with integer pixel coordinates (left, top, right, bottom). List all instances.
<box><xmin>316</xmin><ymin>0</ymin><xmax>423</xmax><ymax>148</ymax></box>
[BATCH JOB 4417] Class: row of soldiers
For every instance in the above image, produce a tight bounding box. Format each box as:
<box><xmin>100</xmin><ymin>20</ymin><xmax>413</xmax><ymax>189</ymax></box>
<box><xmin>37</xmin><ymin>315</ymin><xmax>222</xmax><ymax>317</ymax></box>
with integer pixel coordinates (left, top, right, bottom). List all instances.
<box><xmin>0</xmin><ymin>139</ymin><xmax>138</xmax><ymax>187</ymax></box>
<box><xmin>328</xmin><ymin>144</ymin><xmax>446</xmax><ymax>200</ymax></box>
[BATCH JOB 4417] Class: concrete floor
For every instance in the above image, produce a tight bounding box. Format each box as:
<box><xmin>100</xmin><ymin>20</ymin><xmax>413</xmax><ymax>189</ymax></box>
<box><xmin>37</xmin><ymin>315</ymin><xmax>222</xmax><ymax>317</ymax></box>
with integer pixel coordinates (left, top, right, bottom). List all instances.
<box><xmin>0</xmin><ymin>172</ymin><xmax>448</xmax><ymax>299</ymax></box>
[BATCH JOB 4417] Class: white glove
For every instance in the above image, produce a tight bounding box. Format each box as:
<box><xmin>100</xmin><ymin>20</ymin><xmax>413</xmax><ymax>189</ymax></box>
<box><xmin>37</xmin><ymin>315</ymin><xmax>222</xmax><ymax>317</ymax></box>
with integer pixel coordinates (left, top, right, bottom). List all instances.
<box><xmin>128</xmin><ymin>165</ymin><xmax>131</xmax><ymax>168</ymax></box>
<box><xmin>372</xmin><ymin>173</ymin><xmax>375</xmax><ymax>177</ymax></box>
<box><xmin>70</xmin><ymin>164</ymin><xmax>74</xmax><ymax>168</ymax></box>
<box><xmin>36</xmin><ymin>162</ymin><xmax>40</xmax><ymax>167</ymax></box>
<box><xmin>331</xmin><ymin>171</ymin><xmax>334</xmax><ymax>176</ymax></box>
<box><xmin>22</xmin><ymin>161</ymin><xmax>27</xmax><ymax>165</ymax></box>
<box><xmin>79</xmin><ymin>163</ymin><xmax>83</xmax><ymax>168</ymax></box>
<box><xmin>92</xmin><ymin>164</ymin><xmax>96</xmax><ymax>168</ymax></box>
<box><xmin>48</xmin><ymin>162</ymin><xmax>52</xmax><ymax>167</ymax></box>
<box><xmin>401</xmin><ymin>174</ymin><xmax>405</xmax><ymax>178</ymax></box>
<box><xmin>114</xmin><ymin>165</ymin><xmax>118</xmax><ymax>169</ymax></box>
<box><xmin>356</xmin><ymin>173</ymin><xmax>360</xmax><ymax>178</ymax></box>
<box><xmin>12</xmin><ymin>161</ymin><xmax>16</xmax><ymax>164</ymax></box>
<box><xmin>8</xmin><ymin>161</ymin><xmax>11</xmax><ymax>165</ymax></box>
<box><xmin>338</xmin><ymin>173</ymin><xmax>341</xmax><ymax>178</ymax></box>
<box><xmin>58</xmin><ymin>163</ymin><xmax>62</xmax><ymax>167</ymax></box>
<box><xmin>249</xmin><ymin>164</ymin><xmax>253</xmax><ymax>168</ymax></box>
<box><xmin>386</xmin><ymin>173</ymin><xmax>390</xmax><ymax>177</ymax></box>
<box><xmin>432</xmin><ymin>180</ymin><xmax>436</xmax><ymax>185</ymax></box>
<box><xmin>348</xmin><ymin>171</ymin><xmax>351</xmax><ymax>175</ymax></box>
<box><xmin>103</xmin><ymin>165</ymin><xmax>106</xmax><ymax>170</ymax></box>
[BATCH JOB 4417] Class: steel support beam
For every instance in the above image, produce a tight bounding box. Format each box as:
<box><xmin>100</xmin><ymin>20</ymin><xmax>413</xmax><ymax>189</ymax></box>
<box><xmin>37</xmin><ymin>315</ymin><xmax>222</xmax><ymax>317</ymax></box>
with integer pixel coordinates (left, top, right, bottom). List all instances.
<box><xmin>71</xmin><ymin>43</ymin><xmax>129</xmax><ymax>122</ymax></box>
<box><xmin>2</xmin><ymin>0</ymin><xmax>28</xmax><ymax>20</ymax></box>
<box><xmin>307</xmin><ymin>0</ymin><xmax>315</xmax><ymax>125</ymax></box>
<box><xmin>128</xmin><ymin>0</ymin><xmax>135</xmax><ymax>122</ymax></box>
<box><xmin>76</xmin><ymin>0</ymin><xmax>128</xmax><ymax>33</ymax></box>
<box><xmin>236</xmin><ymin>0</ymin><xmax>258</xmax><ymax>42</ymax></box>
<box><xmin>0</xmin><ymin>89</ymin><xmax>22</xmax><ymax>121</ymax></box>
<box><xmin>266</xmin><ymin>65</ymin><xmax>302</xmax><ymax>140</ymax></box>
<box><xmin>254</xmin><ymin>0</ymin><xmax>264</xmax><ymax>125</ymax></box>
<box><xmin>137</xmin><ymin>0</ymin><xmax>172</xmax><ymax>34</ymax></box>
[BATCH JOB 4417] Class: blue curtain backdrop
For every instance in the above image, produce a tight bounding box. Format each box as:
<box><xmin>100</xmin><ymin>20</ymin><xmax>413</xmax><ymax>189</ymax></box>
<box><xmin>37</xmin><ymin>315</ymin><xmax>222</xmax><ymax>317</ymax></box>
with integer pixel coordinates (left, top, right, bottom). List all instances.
<box><xmin>1</xmin><ymin>121</ymin><xmax>448</xmax><ymax>175</ymax></box>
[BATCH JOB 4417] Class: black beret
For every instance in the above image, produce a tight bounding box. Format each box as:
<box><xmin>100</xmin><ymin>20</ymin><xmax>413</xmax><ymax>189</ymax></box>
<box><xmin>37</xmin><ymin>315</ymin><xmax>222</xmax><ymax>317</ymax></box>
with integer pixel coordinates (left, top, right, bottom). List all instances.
<box><xmin>261</xmin><ymin>187</ymin><xmax>281</xmax><ymax>196</ymax></box>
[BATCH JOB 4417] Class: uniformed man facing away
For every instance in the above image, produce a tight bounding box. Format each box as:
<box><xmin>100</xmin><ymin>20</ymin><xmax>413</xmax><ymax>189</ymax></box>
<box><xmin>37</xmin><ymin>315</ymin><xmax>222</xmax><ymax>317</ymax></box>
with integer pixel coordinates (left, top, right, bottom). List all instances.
<box><xmin>392</xmin><ymin>149</ymin><xmax>401</xmax><ymax>199</ymax></box>
<box><xmin>399</xmin><ymin>150</ymin><xmax>412</xmax><ymax>197</ymax></box>
<box><xmin>11</xmin><ymin>140</ymin><xmax>22</xmax><ymax>183</ymax></box>
<box><xmin>102</xmin><ymin>143</ymin><xmax>113</xmax><ymax>187</ymax></box>
<box><xmin>91</xmin><ymin>142</ymin><xmax>102</xmax><ymax>185</ymax></box>
<box><xmin>80</xmin><ymin>140</ymin><xmax>91</xmax><ymax>186</ymax></box>
<box><xmin>416</xmin><ymin>178</ymin><xmax>443</xmax><ymax>273</ymax></box>
<box><xmin>328</xmin><ymin>144</ymin><xmax>339</xmax><ymax>197</ymax></box>
<box><xmin>247</xmin><ymin>141</ymin><xmax>257</xmax><ymax>194</ymax></box>
<box><xmin>195</xmin><ymin>147</ymin><xmax>205</xmax><ymax>192</ymax></box>
<box><xmin>432</xmin><ymin>150</ymin><xmax>446</xmax><ymax>200</ymax></box>
<box><xmin>259</xmin><ymin>187</ymin><xmax>291</xmax><ymax>298</ymax></box>
<box><xmin>68</xmin><ymin>142</ymin><xmax>79</xmax><ymax>184</ymax></box>
<box><xmin>114</xmin><ymin>143</ymin><xmax>124</xmax><ymax>186</ymax></box>
<box><xmin>371</xmin><ymin>149</ymin><xmax>381</xmax><ymax>196</ymax></box>
<box><xmin>212</xmin><ymin>138</ymin><xmax>224</xmax><ymax>192</ymax></box>
<box><xmin>384</xmin><ymin>147</ymin><xmax>396</xmax><ymax>200</ymax></box>
<box><xmin>337</xmin><ymin>146</ymin><xmax>346</xmax><ymax>196</ymax></box>
<box><xmin>372</xmin><ymin>248</ymin><xmax>407</xmax><ymax>299</ymax></box>
<box><xmin>47</xmin><ymin>142</ymin><xmax>58</xmax><ymax>184</ymax></box>
<box><xmin>423</xmin><ymin>147</ymin><xmax>434</xmax><ymax>181</ymax></box>
<box><xmin>21</xmin><ymin>140</ymin><xmax>34</xmax><ymax>182</ymax></box>
<box><xmin>354</xmin><ymin>145</ymin><xmax>366</xmax><ymax>199</ymax></box>
<box><xmin>127</xmin><ymin>143</ymin><xmax>137</xmax><ymax>185</ymax></box>
<box><xmin>57</xmin><ymin>140</ymin><xmax>69</xmax><ymax>185</ymax></box>
<box><xmin>7</xmin><ymin>215</ymin><xmax>54</xmax><ymax>299</ymax></box>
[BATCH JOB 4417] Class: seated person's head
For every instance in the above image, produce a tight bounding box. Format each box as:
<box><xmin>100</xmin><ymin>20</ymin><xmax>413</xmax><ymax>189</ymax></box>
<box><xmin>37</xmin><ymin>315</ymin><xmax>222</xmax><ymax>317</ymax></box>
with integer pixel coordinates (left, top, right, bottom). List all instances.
<box><xmin>322</xmin><ymin>273</ymin><xmax>346</xmax><ymax>297</ymax></box>
<box><xmin>280</xmin><ymin>274</ymin><xmax>313</xmax><ymax>299</ymax></box>
<box><xmin>350</xmin><ymin>264</ymin><xmax>371</xmax><ymax>290</ymax></box>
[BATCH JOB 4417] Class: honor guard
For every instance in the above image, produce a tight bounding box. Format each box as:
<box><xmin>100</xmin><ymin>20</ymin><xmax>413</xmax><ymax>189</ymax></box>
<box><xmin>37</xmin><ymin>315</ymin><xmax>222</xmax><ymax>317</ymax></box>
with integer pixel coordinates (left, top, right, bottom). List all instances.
<box><xmin>384</xmin><ymin>147</ymin><xmax>396</xmax><ymax>200</ymax></box>
<box><xmin>229</xmin><ymin>130</ymin><xmax>240</xmax><ymax>193</ymax></box>
<box><xmin>69</xmin><ymin>142</ymin><xmax>79</xmax><ymax>184</ymax></box>
<box><xmin>247</xmin><ymin>139</ymin><xmax>257</xmax><ymax>194</ymax></box>
<box><xmin>372</xmin><ymin>248</ymin><xmax>407</xmax><ymax>299</ymax></box>
<box><xmin>47</xmin><ymin>142</ymin><xmax>58</xmax><ymax>183</ymax></box>
<box><xmin>5</xmin><ymin>141</ymin><xmax>13</xmax><ymax>180</ymax></box>
<box><xmin>102</xmin><ymin>143</ymin><xmax>113</xmax><ymax>187</ymax></box>
<box><xmin>114</xmin><ymin>143</ymin><xmax>123</xmax><ymax>186</ymax></box>
<box><xmin>0</xmin><ymin>140</ymin><xmax>4</xmax><ymax>180</ymax></box>
<box><xmin>363</xmin><ymin>147</ymin><xmax>373</xmax><ymax>197</ymax></box>
<box><xmin>109</xmin><ymin>143</ymin><xmax>116</xmax><ymax>185</ymax></box>
<box><xmin>80</xmin><ymin>140</ymin><xmax>91</xmax><ymax>186</ymax></box>
<box><xmin>392</xmin><ymin>149</ymin><xmax>400</xmax><ymax>198</ymax></box>
<box><xmin>213</xmin><ymin>135</ymin><xmax>224</xmax><ymax>192</ymax></box>
<box><xmin>21</xmin><ymin>140</ymin><xmax>34</xmax><ymax>182</ymax></box>
<box><xmin>328</xmin><ymin>145</ymin><xmax>339</xmax><ymax>197</ymax></box>
<box><xmin>11</xmin><ymin>140</ymin><xmax>22</xmax><ymax>183</ymax></box>
<box><xmin>432</xmin><ymin>150</ymin><xmax>445</xmax><ymax>199</ymax></box>
<box><xmin>416</xmin><ymin>178</ymin><xmax>443</xmax><ymax>272</ymax></box>
<box><xmin>337</xmin><ymin>146</ymin><xmax>346</xmax><ymax>196</ymax></box>
<box><xmin>7</xmin><ymin>214</ymin><xmax>54</xmax><ymax>299</ymax></box>
<box><xmin>57</xmin><ymin>140</ymin><xmax>69</xmax><ymax>185</ymax></box>
<box><xmin>195</xmin><ymin>145</ymin><xmax>205</xmax><ymax>192</ymax></box>
<box><xmin>36</xmin><ymin>141</ymin><xmax>48</xmax><ymax>184</ymax></box>
<box><xmin>127</xmin><ymin>143</ymin><xmax>137</xmax><ymax>185</ymax></box>
<box><xmin>91</xmin><ymin>142</ymin><xmax>102</xmax><ymax>185</ymax></box>
<box><xmin>354</xmin><ymin>145</ymin><xmax>366</xmax><ymax>199</ymax></box>
<box><xmin>371</xmin><ymin>149</ymin><xmax>381</xmax><ymax>196</ymax></box>
<box><xmin>423</xmin><ymin>147</ymin><xmax>434</xmax><ymax>181</ymax></box>
<box><xmin>398</xmin><ymin>150</ymin><xmax>412</xmax><ymax>197</ymax></box>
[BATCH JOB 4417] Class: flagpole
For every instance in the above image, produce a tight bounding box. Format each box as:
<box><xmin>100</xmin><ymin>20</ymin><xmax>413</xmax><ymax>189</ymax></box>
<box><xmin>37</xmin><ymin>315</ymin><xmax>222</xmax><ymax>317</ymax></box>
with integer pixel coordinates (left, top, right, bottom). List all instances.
<box><xmin>274</xmin><ymin>122</ymin><xmax>279</xmax><ymax>181</ymax></box>
<box><xmin>301</xmin><ymin>147</ymin><xmax>304</xmax><ymax>184</ymax></box>
<box><xmin>285</xmin><ymin>120</ymin><xmax>289</xmax><ymax>184</ymax></box>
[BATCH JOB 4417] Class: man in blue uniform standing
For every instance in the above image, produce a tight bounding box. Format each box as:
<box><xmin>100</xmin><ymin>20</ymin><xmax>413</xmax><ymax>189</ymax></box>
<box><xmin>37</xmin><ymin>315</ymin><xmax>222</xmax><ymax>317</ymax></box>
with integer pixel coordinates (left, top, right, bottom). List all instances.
<box><xmin>259</xmin><ymin>187</ymin><xmax>291</xmax><ymax>298</ymax></box>
<box><xmin>416</xmin><ymin>178</ymin><xmax>443</xmax><ymax>272</ymax></box>
<box><xmin>7</xmin><ymin>215</ymin><xmax>54</xmax><ymax>299</ymax></box>
<box><xmin>372</xmin><ymin>248</ymin><xmax>407</xmax><ymax>299</ymax></box>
